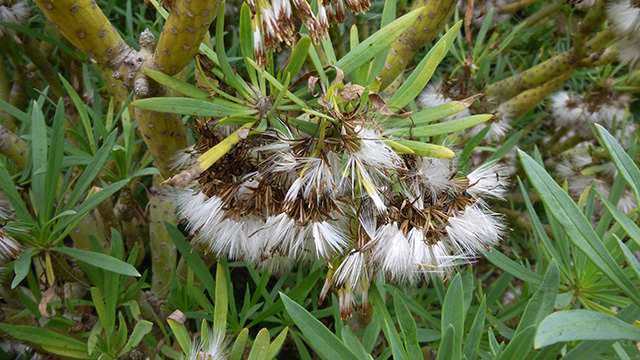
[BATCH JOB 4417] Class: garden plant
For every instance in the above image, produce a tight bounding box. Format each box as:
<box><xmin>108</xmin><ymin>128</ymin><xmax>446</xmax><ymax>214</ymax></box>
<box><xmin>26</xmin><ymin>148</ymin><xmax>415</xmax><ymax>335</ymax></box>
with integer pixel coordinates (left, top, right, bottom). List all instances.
<box><xmin>1</xmin><ymin>0</ymin><xmax>640</xmax><ymax>358</ymax></box>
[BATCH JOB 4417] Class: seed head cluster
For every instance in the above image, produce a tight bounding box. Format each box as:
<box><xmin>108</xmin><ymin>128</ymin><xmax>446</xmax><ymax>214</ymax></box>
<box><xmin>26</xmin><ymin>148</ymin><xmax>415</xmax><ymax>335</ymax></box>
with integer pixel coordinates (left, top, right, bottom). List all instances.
<box><xmin>175</xmin><ymin>101</ymin><xmax>507</xmax><ymax>318</ymax></box>
<box><xmin>248</xmin><ymin>0</ymin><xmax>369</xmax><ymax>65</ymax></box>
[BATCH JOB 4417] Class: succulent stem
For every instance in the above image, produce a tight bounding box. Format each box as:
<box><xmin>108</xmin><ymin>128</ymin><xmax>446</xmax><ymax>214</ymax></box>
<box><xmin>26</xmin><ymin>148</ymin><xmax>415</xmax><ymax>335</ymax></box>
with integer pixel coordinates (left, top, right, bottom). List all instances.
<box><xmin>0</xmin><ymin>125</ymin><xmax>28</xmax><ymax>168</ymax></box>
<box><xmin>34</xmin><ymin>0</ymin><xmax>131</xmax><ymax>68</ymax></box>
<box><xmin>149</xmin><ymin>175</ymin><xmax>177</xmax><ymax>297</ymax></box>
<box><xmin>153</xmin><ymin>0</ymin><xmax>219</xmax><ymax>75</ymax></box>
<box><xmin>379</xmin><ymin>0</ymin><xmax>456</xmax><ymax>89</ymax></box>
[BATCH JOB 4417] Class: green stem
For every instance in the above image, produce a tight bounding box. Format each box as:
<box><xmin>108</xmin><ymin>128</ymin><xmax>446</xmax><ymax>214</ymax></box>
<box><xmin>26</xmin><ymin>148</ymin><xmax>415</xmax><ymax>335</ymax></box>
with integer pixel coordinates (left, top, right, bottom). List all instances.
<box><xmin>0</xmin><ymin>125</ymin><xmax>28</xmax><ymax>168</ymax></box>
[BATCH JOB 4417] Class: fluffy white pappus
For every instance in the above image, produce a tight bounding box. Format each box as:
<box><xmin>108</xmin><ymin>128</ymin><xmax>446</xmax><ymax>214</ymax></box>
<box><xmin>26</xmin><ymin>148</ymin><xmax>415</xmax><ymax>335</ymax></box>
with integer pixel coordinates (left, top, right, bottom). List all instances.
<box><xmin>417</xmin><ymin>83</ymin><xmax>471</xmax><ymax>121</ymax></box>
<box><xmin>312</xmin><ymin>221</ymin><xmax>349</xmax><ymax>259</ymax></box>
<box><xmin>415</xmin><ymin>158</ymin><xmax>457</xmax><ymax>200</ymax></box>
<box><xmin>302</xmin><ymin>156</ymin><xmax>341</xmax><ymax>202</ymax></box>
<box><xmin>466</xmin><ymin>162</ymin><xmax>509</xmax><ymax>200</ymax></box>
<box><xmin>175</xmin><ymin>190</ymin><xmax>226</xmax><ymax>236</ymax></box>
<box><xmin>606</xmin><ymin>0</ymin><xmax>640</xmax><ymax>38</ymax></box>
<box><xmin>596</xmin><ymin>103</ymin><xmax>627</xmax><ymax>130</ymax></box>
<box><xmin>550</xmin><ymin>92</ymin><xmax>584</xmax><ymax>127</ymax></box>
<box><xmin>371</xmin><ymin>223</ymin><xmax>413</xmax><ymax>283</ymax></box>
<box><xmin>445</xmin><ymin>205</ymin><xmax>505</xmax><ymax>254</ymax></box>
<box><xmin>202</xmin><ymin>219</ymin><xmax>247</xmax><ymax>260</ymax></box>
<box><xmin>342</xmin><ymin>155</ymin><xmax>388</xmax><ymax>213</ymax></box>
<box><xmin>410</xmin><ymin>234</ymin><xmax>464</xmax><ymax>278</ymax></box>
<box><xmin>170</xmin><ymin>145</ymin><xmax>198</xmax><ymax>171</ymax></box>
<box><xmin>186</xmin><ymin>327</ymin><xmax>227</xmax><ymax>360</ymax></box>
<box><xmin>0</xmin><ymin>1</ymin><xmax>28</xmax><ymax>37</ymax></box>
<box><xmin>0</xmin><ymin>230</ymin><xmax>21</xmax><ymax>264</ymax></box>
<box><xmin>355</xmin><ymin>128</ymin><xmax>403</xmax><ymax>170</ymax></box>
<box><xmin>465</xmin><ymin>116</ymin><xmax>511</xmax><ymax>142</ymax></box>
<box><xmin>334</xmin><ymin>251</ymin><xmax>369</xmax><ymax>291</ymax></box>
<box><xmin>555</xmin><ymin>159</ymin><xmax>579</xmax><ymax>180</ymax></box>
<box><xmin>251</xmin><ymin>213</ymin><xmax>301</xmax><ymax>259</ymax></box>
<box><xmin>617</xmin><ymin>37</ymin><xmax>640</xmax><ymax>67</ymax></box>
<box><xmin>618</xmin><ymin>189</ymin><xmax>638</xmax><ymax>213</ymax></box>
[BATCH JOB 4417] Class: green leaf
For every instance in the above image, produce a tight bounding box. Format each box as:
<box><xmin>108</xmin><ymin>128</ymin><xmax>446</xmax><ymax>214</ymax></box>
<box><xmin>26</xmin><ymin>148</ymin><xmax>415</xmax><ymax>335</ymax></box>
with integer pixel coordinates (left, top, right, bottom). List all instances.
<box><xmin>247</xmin><ymin>328</ymin><xmax>271</xmax><ymax>360</ymax></box>
<box><xmin>283</xmin><ymin>37</ymin><xmax>311</xmax><ymax>82</ymax></box>
<box><xmin>56</xmin><ymin>179</ymin><xmax>129</xmax><ymax>239</ymax></box>
<box><xmin>0</xmin><ymin>166</ymin><xmax>31</xmax><ymax>222</ymax></box>
<box><xmin>370</xmin><ymin>284</ymin><xmax>407</xmax><ymax>359</ymax></box>
<box><xmin>563</xmin><ymin>304</ymin><xmax>640</xmax><ymax>360</ymax></box>
<box><xmin>519</xmin><ymin>150</ymin><xmax>640</xmax><ymax>306</ymax></box>
<box><xmin>267</xmin><ymin>327</ymin><xmax>289</xmax><ymax>359</ymax></box>
<box><xmin>167</xmin><ymin>318</ymin><xmax>192</xmax><ymax>354</ymax></box>
<box><xmin>485</xmin><ymin>130</ymin><xmax>523</xmax><ymax>164</ymax></box>
<box><xmin>441</xmin><ymin>274</ymin><xmax>464</xmax><ymax>359</ymax></box>
<box><xmin>144</xmin><ymin>69</ymin><xmax>210</xmax><ymax>99</ymax></box>
<box><xmin>462</xmin><ymin>296</ymin><xmax>487</xmax><ymax>359</ymax></box>
<box><xmin>368</xmin><ymin>0</ymin><xmax>397</xmax><ymax>83</ymax></box>
<box><xmin>54</xmin><ymin>246</ymin><xmax>140</xmax><ymax>277</ymax></box>
<box><xmin>214</xmin><ymin>1</ymin><xmax>253</xmax><ymax>100</ymax></box>
<box><xmin>483</xmin><ymin>249</ymin><xmax>542</xmax><ymax>285</ymax></box>
<box><xmin>436</xmin><ymin>324</ymin><xmax>456</xmax><ymax>360</ymax></box>
<box><xmin>499</xmin><ymin>325</ymin><xmax>536</xmax><ymax>360</ymax></box>
<box><xmin>44</xmin><ymin>99</ymin><xmax>66</xmax><ymax>220</ymax></box>
<box><xmin>214</xmin><ymin>263</ymin><xmax>228</xmax><ymax>334</ymax></box>
<box><xmin>64</xmin><ymin>131</ymin><xmax>117</xmax><ymax>211</ymax></box>
<box><xmin>229</xmin><ymin>328</ymin><xmax>249</xmax><ymax>360</ymax></box>
<box><xmin>281</xmin><ymin>293</ymin><xmax>357</xmax><ymax>360</ymax></box>
<box><xmin>597</xmin><ymin>189</ymin><xmax>640</xmax><ymax>248</ymax></box>
<box><xmin>165</xmin><ymin>222</ymin><xmax>216</xmax><ymax>300</ymax></box>
<box><xmin>596</xmin><ymin>124</ymin><xmax>640</xmax><ymax>204</ymax></box>
<box><xmin>516</xmin><ymin>261</ymin><xmax>559</xmax><ymax>332</ymax></box>
<box><xmin>382</xmin><ymin>100</ymin><xmax>470</xmax><ymax>129</ymax></box>
<box><xmin>0</xmin><ymin>323</ymin><xmax>88</xmax><ymax>352</ymax></box>
<box><xmin>387</xmin><ymin>40</ymin><xmax>446</xmax><ymax>109</ymax></box>
<box><xmin>341</xmin><ymin>327</ymin><xmax>370</xmax><ymax>360</ymax></box>
<box><xmin>388</xmin><ymin>21</ymin><xmax>462</xmax><ymax>109</ymax></box>
<box><xmin>535</xmin><ymin>310</ymin><xmax>640</xmax><ymax>348</ymax></box>
<box><xmin>334</xmin><ymin>7</ymin><xmax>424</xmax><ymax>76</ymax></box>
<box><xmin>239</xmin><ymin>3</ymin><xmax>258</xmax><ymax>86</ymax></box>
<box><xmin>30</xmin><ymin>101</ymin><xmax>47</xmax><ymax>220</ymax></box>
<box><xmin>11</xmin><ymin>247</ymin><xmax>35</xmax><ymax>288</ymax></box>
<box><xmin>388</xmin><ymin>115</ymin><xmax>492</xmax><ymax>138</ymax></box>
<box><xmin>60</xmin><ymin>76</ymin><xmax>95</xmax><ymax>150</ymax></box>
<box><xmin>131</xmin><ymin>97</ymin><xmax>256</xmax><ymax>117</ymax></box>
<box><xmin>117</xmin><ymin>320</ymin><xmax>152</xmax><ymax>357</ymax></box>
<box><xmin>394</xmin><ymin>296</ymin><xmax>421</xmax><ymax>360</ymax></box>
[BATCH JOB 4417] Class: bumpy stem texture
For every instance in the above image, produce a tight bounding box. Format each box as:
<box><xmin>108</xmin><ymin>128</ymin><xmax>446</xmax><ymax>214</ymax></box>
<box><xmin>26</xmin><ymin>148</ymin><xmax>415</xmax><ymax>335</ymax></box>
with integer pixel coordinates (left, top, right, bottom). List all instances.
<box><xmin>34</xmin><ymin>0</ymin><xmax>129</xmax><ymax>67</ymax></box>
<box><xmin>500</xmin><ymin>70</ymin><xmax>574</xmax><ymax>120</ymax></box>
<box><xmin>0</xmin><ymin>56</ymin><xmax>16</xmax><ymax>131</ymax></box>
<box><xmin>70</xmin><ymin>209</ymin><xmax>108</xmax><ymax>251</ymax></box>
<box><xmin>0</xmin><ymin>125</ymin><xmax>28</xmax><ymax>168</ymax></box>
<box><xmin>379</xmin><ymin>0</ymin><xmax>456</xmax><ymax>88</ymax></box>
<box><xmin>153</xmin><ymin>0</ymin><xmax>219</xmax><ymax>75</ymax></box>
<box><xmin>149</xmin><ymin>175</ymin><xmax>177</xmax><ymax>297</ymax></box>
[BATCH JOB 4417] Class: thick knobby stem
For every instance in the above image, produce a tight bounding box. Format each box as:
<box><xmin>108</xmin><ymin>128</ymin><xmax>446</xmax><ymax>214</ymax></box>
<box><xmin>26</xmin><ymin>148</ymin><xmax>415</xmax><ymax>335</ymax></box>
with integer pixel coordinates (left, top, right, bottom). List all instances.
<box><xmin>34</xmin><ymin>0</ymin><xmax>131</xmax><ymax>67</ymax></box>
<box><xmin>149</xmin><ymin>175</ymin><xmax>177</xmax><ymax>297</ymax></box>
<box><xmin>154</xmin><ymin>0</ymin><xmax>220</xmax><ymax>75</ymax></box>
<box><xmin>0</xmin><ymin>125</ymin><xmax>28</xmax><ymax>168</ymax></box>
<box><xmin>379</xmin><ymin>0</ymin><xmax>456</xmax><ymax>89</ymax></box>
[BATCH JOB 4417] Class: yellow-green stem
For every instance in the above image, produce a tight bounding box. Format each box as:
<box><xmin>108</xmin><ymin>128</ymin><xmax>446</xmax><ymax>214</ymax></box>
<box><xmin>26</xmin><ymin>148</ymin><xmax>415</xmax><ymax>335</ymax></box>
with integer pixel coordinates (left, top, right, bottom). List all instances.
<box><xmin>34</xmin><ymin>0</ymin><xmax>129</xmax><ymax>67</ymax></box>
<box><xmin>0</xmin><ymin>125</ymin><xmax>28</xmax><ymax>168</ymax></box>
<box><xmin>153</xmin><ymin>0</ymin><xmax>219</xmax><ymax>75</ymax></box>
<box><xmin>379</xmin><ymin>0</ymin><xmax>456</xmax><ymax>89</ymax></box>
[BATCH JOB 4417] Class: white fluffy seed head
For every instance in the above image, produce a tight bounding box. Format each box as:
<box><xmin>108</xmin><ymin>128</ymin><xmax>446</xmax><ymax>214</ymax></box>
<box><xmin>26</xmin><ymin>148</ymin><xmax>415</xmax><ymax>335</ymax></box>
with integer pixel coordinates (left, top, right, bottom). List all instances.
<box><xmin>0</xmin><ymin>1</ymin><xmax>29</xmax><ymax>37</ymax></box>
<box><xmin>466</xmin><ymin>162</ymin><xmax>509</xmax><ymax>200</ymax></box>
<box><xmin>606</xmin><ymin>0</ymin><xmax>640</xmax><ymax>38</ymax></box>
<box><xmin>445</xmin><ymin>205</ymin><xmax>505</xmax><ymax>254</ymax></box>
